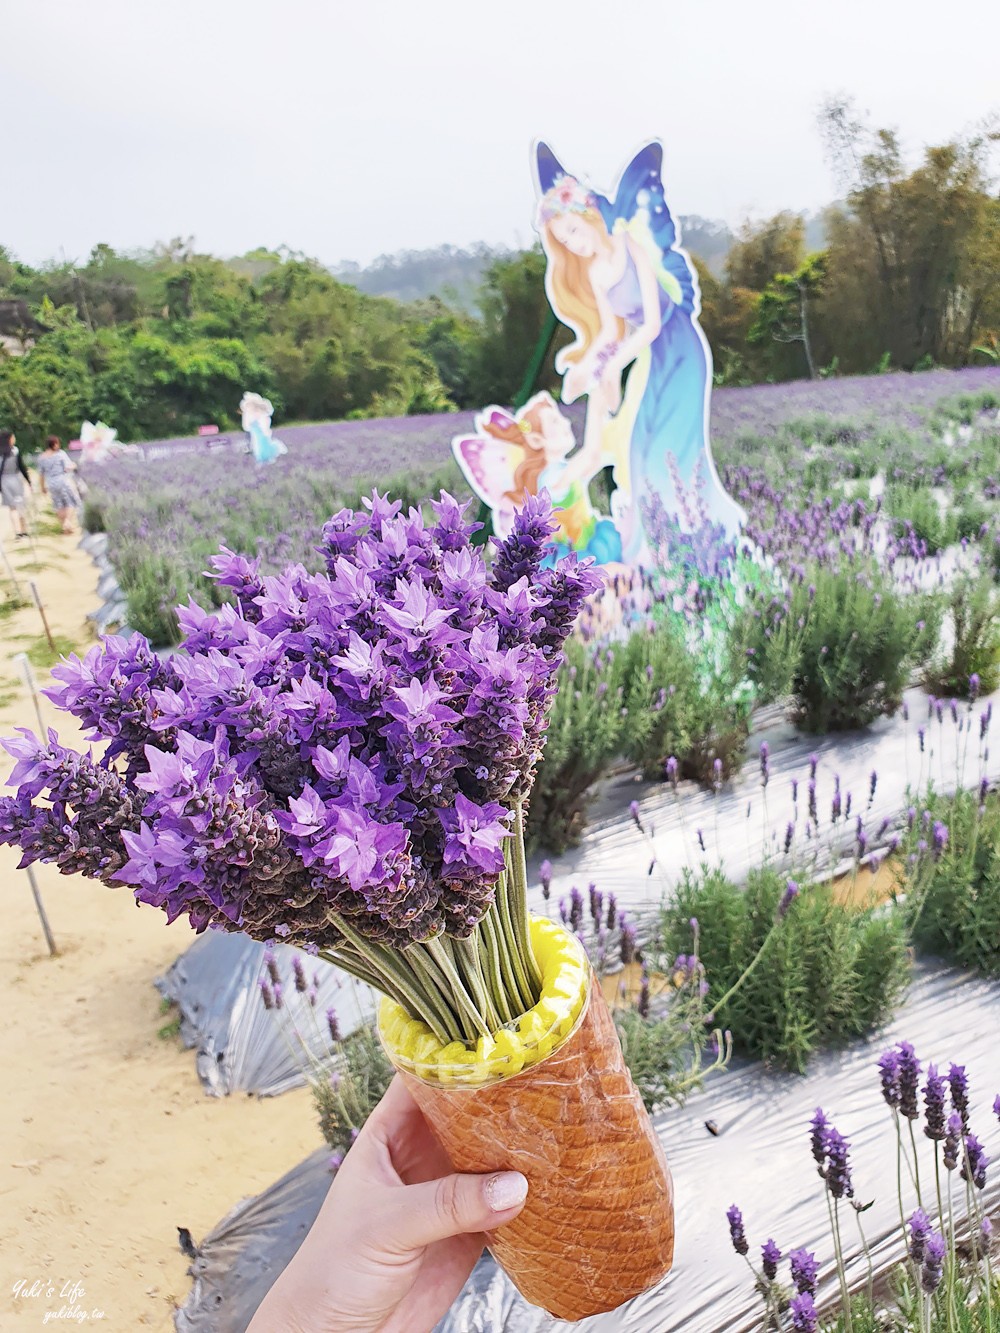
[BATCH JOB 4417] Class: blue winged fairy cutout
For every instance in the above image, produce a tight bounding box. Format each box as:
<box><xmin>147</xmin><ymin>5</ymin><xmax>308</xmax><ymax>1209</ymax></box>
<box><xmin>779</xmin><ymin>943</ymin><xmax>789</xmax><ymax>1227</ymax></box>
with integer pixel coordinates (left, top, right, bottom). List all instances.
<box><xmin>532</xmin><ymin>139</ymin><xmax>745</xmax><ymax>565</ymax></box>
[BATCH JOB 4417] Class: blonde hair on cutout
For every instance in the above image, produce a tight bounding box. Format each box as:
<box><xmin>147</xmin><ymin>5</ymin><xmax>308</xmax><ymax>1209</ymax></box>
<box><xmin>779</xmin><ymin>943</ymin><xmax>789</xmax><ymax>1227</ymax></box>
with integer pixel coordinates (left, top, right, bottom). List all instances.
<box><xmin>543</xmin><ymin>211</ymin><xmax>625</xmax><ymax>368</ymax></box>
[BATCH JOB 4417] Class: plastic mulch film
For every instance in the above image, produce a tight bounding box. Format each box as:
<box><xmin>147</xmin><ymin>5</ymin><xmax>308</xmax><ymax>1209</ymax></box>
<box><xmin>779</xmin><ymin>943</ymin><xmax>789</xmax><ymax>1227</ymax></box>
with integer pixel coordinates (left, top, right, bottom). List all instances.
<box><xmin>155</xmin><ymin>930</ymin><xmax>374</xmax><ymax>1097</ymax></box>
<box><xmin>175</xmin><ymin>959</ymin><xmax>1000</xmax><ymax>1333</ymax></box>
<box><xmin>528</xmin><ymin>682</ymin><xmax>1000</xmax><ymax>920</ymax></box>
<box><xmin>174</xmin><ymin>1148</ymin><xmax>331</xmax><ymax>1333</ymax></box>
<box><xmin>383</xmin><ymin>919</ymin><xmax>674</xmax><ymax>1322</ymax></box>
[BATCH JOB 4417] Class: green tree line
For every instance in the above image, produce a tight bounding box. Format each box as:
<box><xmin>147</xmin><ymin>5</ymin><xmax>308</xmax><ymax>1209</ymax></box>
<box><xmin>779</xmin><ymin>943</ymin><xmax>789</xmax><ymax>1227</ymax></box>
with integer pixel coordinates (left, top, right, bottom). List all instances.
<box><xmin>1</xmin><ymin>104</ymin><xmax>996</xmax><ymax>449</ymax></box>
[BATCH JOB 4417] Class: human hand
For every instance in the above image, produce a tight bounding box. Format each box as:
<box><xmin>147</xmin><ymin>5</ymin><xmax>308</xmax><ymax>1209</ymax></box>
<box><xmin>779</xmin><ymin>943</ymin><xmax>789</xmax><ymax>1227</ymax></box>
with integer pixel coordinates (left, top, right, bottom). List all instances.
<box><xmin>246</xmin><ymin>1076</ymin><xmax>528</xmax><ymax>1333</ymax></box>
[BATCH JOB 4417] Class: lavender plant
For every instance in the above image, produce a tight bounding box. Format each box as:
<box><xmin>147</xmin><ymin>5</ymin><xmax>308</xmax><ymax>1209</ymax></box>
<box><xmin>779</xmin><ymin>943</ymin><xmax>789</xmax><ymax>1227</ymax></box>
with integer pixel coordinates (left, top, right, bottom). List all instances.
<box><xmin>729</xmin><ymin>1041</ymin><xmax>999</xmax><ymax>1332</ymax></box>
<box><xmin>0</xmin><ymin>491</ymin><xmax>603</xmax><ymax>1043</ymax></box>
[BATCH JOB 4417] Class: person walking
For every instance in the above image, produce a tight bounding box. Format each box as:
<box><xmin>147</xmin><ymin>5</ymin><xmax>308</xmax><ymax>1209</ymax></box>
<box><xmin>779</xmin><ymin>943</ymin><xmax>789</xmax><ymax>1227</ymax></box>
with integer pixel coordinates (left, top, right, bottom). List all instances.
<box><xmin>36</xmin><ymin>435</ymin><xmax>82</xmax><ymax>534</ymax></box>
<box><xmin>0</xmin><ymin>429</ymin><xmax>32</xmax><ymax>540</ymax></box>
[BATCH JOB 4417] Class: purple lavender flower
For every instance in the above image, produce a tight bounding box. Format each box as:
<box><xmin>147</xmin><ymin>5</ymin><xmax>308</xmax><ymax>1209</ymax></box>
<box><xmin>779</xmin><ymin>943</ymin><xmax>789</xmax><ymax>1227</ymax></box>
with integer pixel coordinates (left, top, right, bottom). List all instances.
<box><xmin>869</xmin><ymin>770</ymin><xmax>877</xmax><ymax>804</ymax></box>
<box><xmin>629</xmin><ymin>800</ymin><xmax>642</xmax><ymax>830</ymax></box>
<box><xmin>961</xmin><ymin>1134</ymin><xmax>989</xmax><ymax>1190</ymax></box>
<box><xmin>931</xmin><ymin>821</ymin><xmax>948</xmax><ymax>857</ymax></box>
<box><xmin>788</xmin><ymin>1248</ymin><xmax>818</xmax><ymax>1297</ymax></box>
<box><xmin>292</xmin><ymin>955</ymin><xmax>307</xmax><ymax>993</ymax></box>
<box><xmin>810</xmin><ymin>1108</ymin><xmax>829</xmax><ymax>1167</ymax></box>
<box><xmin>789</xmin><ymin>1293</ymin><xmax>818</xmax><ymax>1333</ymax></box>
<box><xmin>606</xmin><ymin>893</ymin><xmax>617</xmax><ymax>931</ymax></box>
<box><xmin>908</xmin><ymin>1208</ymin><xmax>932</xmax><ymax>1264</ymax></box>
<box><xmin>726</xmin><ymin>1205</ymin><xmax>749</xmax><ymax>1256</ymax></box>
<box><xmin>944</xmin><ymin>1113</ymin><xmax>962</xmax><ymax>1171</ymax></box>
<box><xmin>759</xmin><ymin>741</ymin><xmax>770</xmax><ymax>788</ymax></box>
<box><xmin>638</xmin><ymin>964</ymin><xmax>651</xmax><ymax>1019</ymax></box>
<box><xmin>922</xmin><ymin>1232</ymin><xmax>946</xmax><ymax>1293</ymax></box>
<box><xmin>948</xmin><ymin>1064</ymin><xmax>970</xmax><ymax>1131</ymax></box>
<box><xmin>665</xmin><ymin>755</ymin><xmax>679</xmax><ymax>790</ymax></box>
<box><xmin>326</xmin><ymin>1008</ymin><xmax>341</xmax><ymax>1044</ymax></box>
<box><xmin>620</xmin><ymin>917</ymin><xmax>638</xmax><ymax>966</ymax></box>
<box><xmin>970</xmin><ymin>673</ymin><xmax>981</xmax><ymax>700</ymax></box>
<box><xmin>258</xmin><ymin>978</ymin><xmax>275</xmax><ymax>1011</ymax></box>
<box><xmin>878</xmin><ymin>1048</ymin><xmax>902</xmax><ymax>1111</ymax></box>
<box><xmin>761</xmin><ymin>1238</ymin><xmax>781</xmax><ymax>1280</ymax></box>
<box><xmin>823</xmin><ymin>1127</ymin><xmax>855</xmax><ymax>1199</ymax></box>
<box><xmin>784</xmin><ymin>821</ymin><xmax>794</xmax><ymax>854</ymax></box>
<box><xmin>923</xmin><ymin>1065</ymin><xmax>947</xmax><ymax>1141</ymax></box>
<box><xmin>539</xmin><ymin>859</ymin><xmax>552</xmax><ymax>901</ymax></box>
<box><xmin>779</xmin><ymin>879</ymin><xmax>800</xmax><ymax>918</ymax></box>
<box><xmin>898</xmin><ymin>1043</ymin><xmax>921</xmax><ymax>1120</ymax></box>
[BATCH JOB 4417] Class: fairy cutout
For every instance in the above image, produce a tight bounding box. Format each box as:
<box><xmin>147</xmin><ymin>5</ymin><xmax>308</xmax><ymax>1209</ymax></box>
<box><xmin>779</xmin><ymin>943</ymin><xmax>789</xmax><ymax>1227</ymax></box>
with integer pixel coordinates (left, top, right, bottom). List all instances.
<box><xmin>452</xmin><ymin>391</ymin><xmax>622</xmax><ymax>564</ymax></box>
<box><xmin>534</xmin><ymin>140</ymin><xmax>745</xmax><ymax>566</ymax></box>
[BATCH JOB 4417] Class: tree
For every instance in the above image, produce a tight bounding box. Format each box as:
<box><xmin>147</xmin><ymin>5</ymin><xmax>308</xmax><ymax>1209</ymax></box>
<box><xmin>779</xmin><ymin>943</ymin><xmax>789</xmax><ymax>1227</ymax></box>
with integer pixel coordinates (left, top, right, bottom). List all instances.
<box><xmin>748</xmin><ymin>253</ymin><xmax>827</xmax><ymax>379</ymax></box>
<box><xmin>817</xmin><ymin>98</ymin><xmax>1000</xmax><ymax>369</ymax></box>
<box><xmin>726</xmin><ymin>213</ymin><xmax>806</xmax><ymax>292</ymax></box>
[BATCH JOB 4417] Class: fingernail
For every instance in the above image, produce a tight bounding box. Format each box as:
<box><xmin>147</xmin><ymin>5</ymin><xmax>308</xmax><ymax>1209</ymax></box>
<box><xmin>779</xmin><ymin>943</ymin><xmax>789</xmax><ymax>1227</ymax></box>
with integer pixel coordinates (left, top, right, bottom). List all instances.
<box><xmin>486</xmin><ymin>1171</ymin><xmax>528</xmax><ymax>1212</ymax></box>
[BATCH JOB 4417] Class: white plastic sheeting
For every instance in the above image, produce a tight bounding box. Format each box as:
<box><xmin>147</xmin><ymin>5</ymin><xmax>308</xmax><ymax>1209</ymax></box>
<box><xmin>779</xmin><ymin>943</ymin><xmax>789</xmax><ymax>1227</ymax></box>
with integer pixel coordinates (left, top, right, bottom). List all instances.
<box><xmin>174</xmin><ymin>960</ymin><xmax>1000</xmax><ymax>1332</ymax></box>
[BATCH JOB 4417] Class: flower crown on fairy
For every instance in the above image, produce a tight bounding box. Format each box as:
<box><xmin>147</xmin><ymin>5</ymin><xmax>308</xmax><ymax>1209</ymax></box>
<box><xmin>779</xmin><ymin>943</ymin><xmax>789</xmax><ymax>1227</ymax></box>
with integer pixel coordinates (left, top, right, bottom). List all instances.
<box><xmin>536</xmin><ymin>174</ymin><xmax>600</xmax><ymax>227</ymax></box>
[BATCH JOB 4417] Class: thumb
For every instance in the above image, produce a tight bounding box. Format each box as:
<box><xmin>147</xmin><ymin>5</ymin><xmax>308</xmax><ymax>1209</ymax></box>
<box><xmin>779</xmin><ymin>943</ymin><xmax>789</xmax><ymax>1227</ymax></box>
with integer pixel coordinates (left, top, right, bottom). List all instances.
<box><xmin>384</xmin><ymin>1171</ymin><xmax>528</xmax><ymax>1251</ymax></box>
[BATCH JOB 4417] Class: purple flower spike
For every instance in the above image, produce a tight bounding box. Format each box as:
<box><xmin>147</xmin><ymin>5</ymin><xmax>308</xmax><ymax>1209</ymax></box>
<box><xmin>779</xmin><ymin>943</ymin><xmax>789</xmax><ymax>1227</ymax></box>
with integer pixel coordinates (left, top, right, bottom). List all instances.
<box><xmin>726</xmin><ymin>1205</ymin><xmax>749</xmax><ymax>1256</ymax></box>
<box><xmin>326</xmin><ymin>1008</ymin><xmax>341</xmax><ymax>1044</ymax></box>
<box><xmin>823</xmin><ymin>1127</ymin><xmax>855</xmax><ymax>1199</ymax></box>
<box><xmin>810</xmin><ymin>1108</ymin><xmax>829</xmax><ymax>1167</ymax></box>
<box><xmin>788</xmin><ymin>1248</ymin><xmax>818</xmax><ymax>1297</ymax></box>
<box><xmin>944</xmin><ymin>1113</ymin><xmax>962</xmax><ymax>1171</ymax></box>
<box><xmin>923</xmin><ymin>1065</ymin><xmax>947</xmax><ymax>1141</ymax></box>
<box><xmin>539</xmin><ymin>859</ymin><xmax>552</xmax><ymax>901</ymax></box>
<box><xmin>970</xmin><ymin>673</ymin><xmax>981</xmax><ymax>700</ymax></box>
<box><xmin>961</xmin><ymin>1134</ymin><xmax>989</xmax><ymax>1190</ymax></box>
<box><xmin>878</xmin><ymin>1048</ymin><xmax>902</xmax><ymax>1110</ymax></box>
<box><xmin>993</xmin><ymin>1093</ymin><xmax>1000</xmax><ymax>1122</ymax></box>
<box><xmin>922</xmin><ymin>1232</ymin><xmax>946</xmax><ymax>1293</ymax></box>
<box><xmin>779</xmin><ymin>879</ymin><xmax>800</xmax><ymax>918</ymax></box>
<box><xmin>789</xmin><ymin>1293</ymin><xmax>818</xmax><ymax>1333</ymax></box>
<box><xmin>948</xmin><ymin>1064</ymin><xmax>970</xmax><ymax>1130</ymax></box>
<box><xmin>629</xmin><ymin>800</ymin><xmax>642</xmax><ymax>830</ymax></box>
<box><xmin>908</xmin><ymin>1208</ymin><xmax>932</xmax><ymax>1264</ymax></box>
<box><xmin>931</xmin><ymin>821</ymin><xmax>949</xmax><ymax>857</ymax></box>
<box><xmin>665</xmin><ymin>755</ymin><xmax>679</xmax><ymax>790</ymax></box>
<box><xmin>897</xmin><ymin>1043</ymin><xmax>921</xmax><ymax>1120</ymax></box>
<box><xmin>761</xmin><ymin>1238</ymin><xmax>781</xmax><ymax>1280</ymax></box>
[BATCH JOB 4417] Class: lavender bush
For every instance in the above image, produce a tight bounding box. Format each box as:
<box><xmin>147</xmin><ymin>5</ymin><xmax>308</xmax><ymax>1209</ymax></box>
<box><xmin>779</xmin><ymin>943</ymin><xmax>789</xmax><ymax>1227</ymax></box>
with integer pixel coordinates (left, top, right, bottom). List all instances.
<box><xmin>0</xmin><ymin>491</ymin><xmax>602</xmax><ymax>1042</ymax></box>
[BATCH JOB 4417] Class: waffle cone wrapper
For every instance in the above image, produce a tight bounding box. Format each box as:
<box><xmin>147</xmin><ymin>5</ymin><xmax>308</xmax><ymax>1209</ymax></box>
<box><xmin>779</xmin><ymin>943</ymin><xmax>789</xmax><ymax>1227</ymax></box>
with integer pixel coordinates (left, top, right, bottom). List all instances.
<box><xmin>379</xmin><ymin>919</ymin><xmax>675</xmax><ymax>1321</ymax></box>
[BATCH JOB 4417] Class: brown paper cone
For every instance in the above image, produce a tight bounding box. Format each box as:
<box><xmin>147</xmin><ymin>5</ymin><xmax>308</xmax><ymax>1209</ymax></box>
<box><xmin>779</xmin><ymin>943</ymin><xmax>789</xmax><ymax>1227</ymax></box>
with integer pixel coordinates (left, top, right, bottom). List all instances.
<box><xmin>398</xmin><ymin>975</ymin><xmax>674</xmax><ymax>1322</ymax></box>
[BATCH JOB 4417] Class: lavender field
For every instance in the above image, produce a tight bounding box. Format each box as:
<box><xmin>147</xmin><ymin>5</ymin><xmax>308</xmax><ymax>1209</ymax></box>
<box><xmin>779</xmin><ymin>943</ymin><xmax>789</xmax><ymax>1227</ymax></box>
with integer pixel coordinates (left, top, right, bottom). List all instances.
<box><xmin>82</xmin><ymin>367</ymin><xmax>999</xmax><ymax>643</ymax></box>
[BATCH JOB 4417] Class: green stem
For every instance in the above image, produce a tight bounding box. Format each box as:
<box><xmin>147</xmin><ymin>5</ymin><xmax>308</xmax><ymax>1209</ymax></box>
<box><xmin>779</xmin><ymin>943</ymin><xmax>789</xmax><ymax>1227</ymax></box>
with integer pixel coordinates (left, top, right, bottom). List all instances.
<box><xmin>494</xmin><ymin>862</ymin><xmax>536</xmax><ymax>1014</ymax></box>
<box><xmin>510</xmin><ymin>802</ymin><xmax>543</xmax><ymax>992</ymax></box>
<box><xmin>828</xmin><ymin>1193</ymin><xmax>854</xmax><ymax>1333</ymax></box>
<box><xmin>477</xmin><ymin>917</ymin><xmax>514</xmax><ymax>1025</ymax></box>
<box><xmin>908</xmin><ymin>1118</ymin><xmax>924</xmax><ymax>1210</ymax></box>
<box><xmin>450</xmin><ymin>935</ymin><xmax>503</xmax><ymax>1032</ymax></box>
<box><xmin>403</xmin><ymin>946</ymin><xmax>466</xmax><ymax>1044</ymax></box>
<box><xmin>480</xmin><ymin>907</ymin><xmax>519</xmax><ymax>1025</ymax></box>
<box><xmin>425</xmin><ymin>937</ymin><xmax>492</xmax><ymax>1040</ymax></box>
<box><xmin>330</xmin><ymin>917</ymin><xmax>453</xmax><ymax>1044</ymax></box>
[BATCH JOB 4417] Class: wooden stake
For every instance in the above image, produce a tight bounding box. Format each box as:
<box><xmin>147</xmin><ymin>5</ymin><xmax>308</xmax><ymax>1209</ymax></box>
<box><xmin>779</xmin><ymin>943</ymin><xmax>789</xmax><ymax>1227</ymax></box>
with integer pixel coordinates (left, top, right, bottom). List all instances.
<box><xmin>29</xmin><ymin>580</ymin><xmax>57</xmax><ymax>655</ymax></box>
<box><xmin>25</xmin><ymin>865</ymin><xmax>59</xmax><ymax>956</ymax></box>
<box><xmin>14</xmin><ymin>652</ymin><xmax>46</xmax><ymax>735</ymax></box>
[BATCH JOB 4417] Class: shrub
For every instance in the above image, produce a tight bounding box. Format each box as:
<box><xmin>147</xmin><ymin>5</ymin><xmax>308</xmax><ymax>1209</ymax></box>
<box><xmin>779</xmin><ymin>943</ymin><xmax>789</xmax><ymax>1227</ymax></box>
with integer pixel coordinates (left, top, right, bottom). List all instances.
<box><xmin>922</xmin><ymin>570</ymin><xmax>1000</xmax><ymax>699</ymax></box>
<box><xmin>657</xmin><ymin>866</ymin><xmax>910</xmax><ymax>1072</ymax></box>
<box><xmin>526</xmin><ymin>641</ymin><xmax>630</xmax><ymax>853</ymax></box>
<box><xmin>762</xmin><ymin>562</ymin><xmax>939</xmax><ymax>732</ymax></box>
<box><xmin>886</xmin><ymin>482</ymin><xmax>957</xmax><ymax>554</ymax></box>
<box><xmin>904</xmin><ymin>788</ymin><xmax>1000</xmax><ymax>976</ymax></box>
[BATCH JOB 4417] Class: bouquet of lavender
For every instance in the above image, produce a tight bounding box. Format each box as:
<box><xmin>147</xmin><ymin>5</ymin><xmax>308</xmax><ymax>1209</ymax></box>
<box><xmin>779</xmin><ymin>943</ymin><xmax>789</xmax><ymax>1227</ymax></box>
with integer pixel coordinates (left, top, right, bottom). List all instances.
<box><xmin>0</xmin><ymin>491</ymin><xmax>601</xmax><ymax>1044</ymax></box>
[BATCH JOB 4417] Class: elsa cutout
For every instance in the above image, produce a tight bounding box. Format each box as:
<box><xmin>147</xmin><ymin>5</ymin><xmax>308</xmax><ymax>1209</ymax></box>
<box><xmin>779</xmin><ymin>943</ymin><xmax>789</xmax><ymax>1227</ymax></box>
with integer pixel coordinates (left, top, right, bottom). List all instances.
<box><xmin>240</xmin><ymin>392</ymin><xmax>287</xmax><ymax>464</ymax></box>
<box><xmin>533</xmin><ymin>141</ymin><xmax>745</xmax><ymax>566</ymax></box>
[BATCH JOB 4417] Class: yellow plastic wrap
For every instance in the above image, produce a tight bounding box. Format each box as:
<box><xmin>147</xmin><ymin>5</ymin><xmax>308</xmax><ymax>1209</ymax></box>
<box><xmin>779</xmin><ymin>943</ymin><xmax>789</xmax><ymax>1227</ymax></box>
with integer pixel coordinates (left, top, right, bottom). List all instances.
<box><xmin>379</xmin><ymin>918</ymin><xmax>675</xmax><ymax>1322</ymax></box>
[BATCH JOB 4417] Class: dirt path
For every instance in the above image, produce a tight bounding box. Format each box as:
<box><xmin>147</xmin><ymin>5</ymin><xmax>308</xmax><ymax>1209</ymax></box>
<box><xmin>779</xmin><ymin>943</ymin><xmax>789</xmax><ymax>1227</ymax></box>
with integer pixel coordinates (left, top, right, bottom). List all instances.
<box><xmin>0</xmin><ymin>521</ymin><xmax>321</xmax><ymax>1331</ymax></box>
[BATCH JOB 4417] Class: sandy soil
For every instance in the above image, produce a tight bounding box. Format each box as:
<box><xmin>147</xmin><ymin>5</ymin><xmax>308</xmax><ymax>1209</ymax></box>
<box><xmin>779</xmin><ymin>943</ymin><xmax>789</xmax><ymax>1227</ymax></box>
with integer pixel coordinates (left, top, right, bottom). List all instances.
<box><xmin>1</xmin><ymin>520</ymin><xmax>321</xmax><ymax>1331</ymax></box>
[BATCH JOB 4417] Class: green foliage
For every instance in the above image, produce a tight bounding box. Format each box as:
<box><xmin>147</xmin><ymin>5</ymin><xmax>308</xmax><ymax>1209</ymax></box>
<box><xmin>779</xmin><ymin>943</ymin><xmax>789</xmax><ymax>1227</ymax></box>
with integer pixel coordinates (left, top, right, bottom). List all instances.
<box><xmin>750</xmin><ymin>561</ymin><xmax>940</xmax><ymax>732</ymax></box>
<box><xmin>922</xmin><ymin>570</ymin><xmax>1000</xmax><ymax>698</ymax></box>
<box><xmin>527</xmin><ymin>640</ymin><xmax>629</xmax><ymax>853</ymax></box>
<box><xmin>905</xmin><ymin>789</ymin><xmax>1000</xmax><ymax>976</ymax></box>
<box><xmin>619</xmin><ymin>617</ymin><xmax>752</xmax><ymax>783</ymax></box>
<box><xmin>885</xmin><ymin>482</ymin><xmax>958</xmax><ymax>554</ymax></box>
<box><xmin>658</xmin><ymin>866</ymin><xmax>910</xmax><ymax>1071</ymax></box>
<box><xmin>313</xmin><ymin>1026</ymin><xmax>394</xmax><ymax>1153</ymax></box>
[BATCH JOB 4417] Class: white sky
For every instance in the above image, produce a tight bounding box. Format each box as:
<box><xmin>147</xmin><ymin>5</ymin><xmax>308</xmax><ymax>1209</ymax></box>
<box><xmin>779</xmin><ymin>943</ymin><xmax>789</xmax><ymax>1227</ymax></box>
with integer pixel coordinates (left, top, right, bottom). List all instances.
<box><xmin>5</xmin><ymin>0</ymin><xmax>998</xmax><ymax>269</ymax></box>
